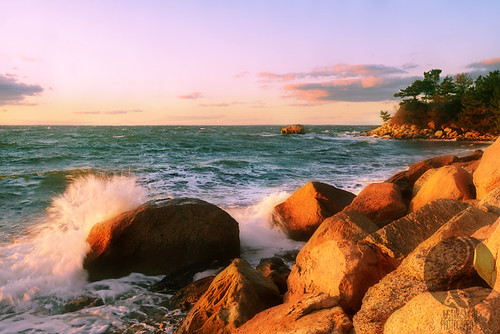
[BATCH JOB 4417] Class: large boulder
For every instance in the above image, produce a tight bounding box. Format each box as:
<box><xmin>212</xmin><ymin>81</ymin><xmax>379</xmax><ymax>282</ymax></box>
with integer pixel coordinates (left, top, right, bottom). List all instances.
<box><xmin>409</xmin><ymin>166</ymin><xmax>475</xmax><ymax>212</ymax></box>
<box><xmin>353</xmin><ymin>206</ymin><xmax>498</xmax><ymax>334</ymax></box>
<box><xmin>384</xmin><ymin>288</ymin><xmax>500</xmax><ymax>334</ymax></box>
<box><xmin>343</xmin><ymin>182</ymin><xmax>407</xmax><ymax>227</ymax></box>
<box><xmin>84</xmin><ymin>198</ymin><xmax>240</xmax><ymax>281</ymax></box>
<box><xmin>281</xmin><ymin>124</ymin><xmax>305</xmax><ymax>134</ymax></box>
<box><xmin>287</xmin><ymin>211</ymin><xmax>393</xmax><ymax>314</ymax></box>
<box><xmin>176</xmin><ymin>258</ymin><xmax>281</xmax><ymax>334</ymax></box>
<box><xmin>236</xmin><ymin>293</ymin><xmax>352</xmax><ymax>334</ymax></box>
<box><xmin>364</xmin><ymin>199</ymin><xmax>470</xmax><ymax>262</ymax></box>
<box><xmin>474</xmin><ymin>137</ymin><xmax>500</xmax><ymax>199</ymax></box>
<box><xmin>387</xmin><ymin>155</ymin><xmax>458</xmax><ymax>196</ymax></box>
<box><xmin>272</xmin><ymin>182</ymin><xmax>356</xmax><ymax>241</ymax></box>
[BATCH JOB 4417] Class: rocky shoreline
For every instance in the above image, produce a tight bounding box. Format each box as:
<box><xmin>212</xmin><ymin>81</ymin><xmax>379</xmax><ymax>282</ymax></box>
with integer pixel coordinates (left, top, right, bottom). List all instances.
<box><xmin>365</xmin><ymin>122</ymin><xmax>499</xmax><ymax>142</ymax></box>
<box><xmin>77</xmin><ymin>138</ymin><xmax>500</xmax><ymax>333</ymax></box>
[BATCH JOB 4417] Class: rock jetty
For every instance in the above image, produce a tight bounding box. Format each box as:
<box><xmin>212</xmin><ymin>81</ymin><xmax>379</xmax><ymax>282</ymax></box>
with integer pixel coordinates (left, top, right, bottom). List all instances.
<box><xmin>366</xmin><ymin>121</ymin><xmax>498</xmax><ymax>141</ymax></box>
<box><xmin>82</xmin><ymin>137</ymin><xmax>500</xmax><ymax>333</ymax></box>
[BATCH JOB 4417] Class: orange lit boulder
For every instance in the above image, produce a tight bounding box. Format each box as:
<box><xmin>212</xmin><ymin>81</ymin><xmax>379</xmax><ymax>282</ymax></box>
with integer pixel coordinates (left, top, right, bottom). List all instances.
<box><xmin>343</xmin><ymin>182</ymin><xmax>407</xmax><ymax>227</ymax></box>
<box><xmin>272</xmin><ymin>182</ymin><xmax>356</xmax><ymax>241</ymax></box>
<box><xmin>365</xmin><ymin>199</ymin><xmax>470</xmax><ymax>262</ymax></box>
<box><xmin>287</xmin><ymin>211</ymin><xmax>393</xmax><ymax>314</ymax></box>
<box><xmin>474</xmin><ymin>137</ymin><xmax>500</xmax><ymax>199</ymax></box>
<box><xmin>409</xmin><ymin>166</ymin><xmax>475</xmax><ymax>212</ymax></box>
<box><xmin>281</xmin><ymin>124</ymin><xmax>305</xmax><ymax>134</ymax></box>
<box><xmin>387</xmin><ymin>155</ymin><xmax>458</xmax><ymax>193</ymax></box>
<box><xmin>384</xmin><ymin>288</ymin><xmax>500</xmax><ymax>334</ymax></box>
<box><xmin>353</xmin><ymin>206</ymin><xmax>496</xmax><ymax>334</ymax></box>
<box><xmin>84</xmin><ymin>198</ymin><xmax>240</xmax><ymax>281</ymax></box>
<box><xmin>236</xmin><ymin>293</ymin><xmax>352</xmax><ymax>334</ymax></box>
<box><xmin>176</xmin><ymin>258</ymin><xmax>281</xmax><ymax>334</ymax></box>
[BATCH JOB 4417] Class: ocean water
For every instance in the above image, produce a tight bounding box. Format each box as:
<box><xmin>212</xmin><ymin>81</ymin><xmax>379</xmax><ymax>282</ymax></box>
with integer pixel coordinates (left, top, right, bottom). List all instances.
<box><xmin>0</xmin><ymin>125</ymin><xmax>490</xmax><ymax>333</ymax></box>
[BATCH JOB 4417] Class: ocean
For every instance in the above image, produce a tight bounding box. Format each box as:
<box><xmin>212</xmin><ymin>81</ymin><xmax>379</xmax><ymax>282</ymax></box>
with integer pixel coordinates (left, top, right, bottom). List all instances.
<box><xmin>0</xmin><ymin>125</ymin><xmax>490</xmax><ymax>333</ymax></box>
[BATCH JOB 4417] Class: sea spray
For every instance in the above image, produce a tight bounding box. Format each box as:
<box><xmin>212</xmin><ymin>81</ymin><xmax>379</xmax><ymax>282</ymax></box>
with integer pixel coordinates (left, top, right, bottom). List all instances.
<box><xmin>0</xmin><ymin>174</ymin><xmax>147</xmax><ymax>307</ymax></box>
<box><xmin>226</xmin><ymin>191</ymin><xmax>305</xmax><ymax>266</ymax></box>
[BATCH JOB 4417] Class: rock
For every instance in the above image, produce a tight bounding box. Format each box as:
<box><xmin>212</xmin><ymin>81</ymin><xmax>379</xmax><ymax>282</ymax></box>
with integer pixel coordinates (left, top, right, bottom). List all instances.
<box><xmin>386</xmin><ymin>155</ymin><xmax>457</xmax><ymax>199</ymax></box>
<box><xmin>287</xmin><ymin>211</ymin><xmax>393</xmax><ymax>314</ymax></box>
<box><xmin>281</xmin><ymin>124</ymin><xmax>306</xmax><ymax>134</ymax></box>
<box><xmin>353</xmin><ymin>206</ymin><xmax>497</xmax><ymax>334</ymax></box>
<box><xmin>474</xmin><ymin>137</ymin><xmax>500</xmax><ymax>199</ymax></box>
<box><xmin>256</xmin><ymin>257</ymin><xmax>291</xmax><ymax>295</ymax></box>
<box><xmin>236</xmin><ymin>293</ymin><xmax>352</xmax><ymax>334</ymax></box>
<box><xmin>384</xmin><ymin>288</ymin><xmax>500</xmax><ymax>334</ymax></box>
<box><xmin>168</xmin><ymin>276</ymin><xmax>215</xmax><ymax>312</ymax></box>
<box><xmin>84</xmin><ymin>198</ymin><xmax>240</xmax><ymax>281</ymax></box>
<box><xmin>475</xmin><ymin>217</ymin><xmax>500</xmax><ymax>292</ymax></box>
<box><xmin>272</xmin><ymin>182</ymin><xmax>356</xmax><ymax>241</ymax></box>
<box><xmin>478</xmin><ymin>187</ymin><xmax>500</xmax><ymax>215</ymax></box>
<box><xmin>176</xmin><ymin>258</ymin><xmax>281</xmax><ymax>334</ymax></box>
<box><xmin>364</xmin><ymin>199</ymin><xmax>470</xmax><ymax>262</ymax></box>
<box><xmin>62</xmin><ymin>296</ymin><xmax>104</xmax><ymax>313</ymax></box>
<box><xmin>435</xmin><ymin>130</ymin><xmax>444</xmax><ymax>138</ymax></box>
<box><xmin>343</xmin><ymin>182</ymin><xmax>407</xmax><ymax>227</ymax></box>
<box><xmin>409</xmin><ymin>166</ymin><xmax>475</xmax><ymax>212</ymax></box>
<box><xmin>455</xmin><ymin>149</ymin><xmax>483</xmax><ymax>163</ymax></box>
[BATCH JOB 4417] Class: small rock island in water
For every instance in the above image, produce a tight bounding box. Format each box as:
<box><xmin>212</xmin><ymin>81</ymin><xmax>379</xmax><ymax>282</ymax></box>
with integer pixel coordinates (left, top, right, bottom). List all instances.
<box><xmin>281</xmin><ymin>124</ymin><xmax>306</xmax><ymax>134</ymax></box>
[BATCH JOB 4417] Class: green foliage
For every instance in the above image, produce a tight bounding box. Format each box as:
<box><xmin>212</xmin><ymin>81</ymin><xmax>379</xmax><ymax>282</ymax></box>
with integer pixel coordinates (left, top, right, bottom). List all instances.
<box><xmin>394</xmin><ymin>69</ymin><xmax>442</xmax><ymax>101</ymax></box>
<box><xmin>392</xmin><ymin>69</ymin><xmax>500</xmax><ymax>134</ymax></box>
<box><xmin>380</xmin><ymin>110</ymin><xmax>391</xmax><ymax>122</ymax></box>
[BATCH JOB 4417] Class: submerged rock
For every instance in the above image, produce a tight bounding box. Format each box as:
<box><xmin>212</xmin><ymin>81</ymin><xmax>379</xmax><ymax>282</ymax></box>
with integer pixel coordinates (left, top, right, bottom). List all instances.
<box><xmin>84</xmin><ymin>198</ymin><xmax>240</xmax><ymax>281</ymax></box>
<box><xmin>272</xmin><ymin>181</ymin><xmax>356</xmax><ymax>241</ymax></box>
<box><xmin>281</xmin><ymin>124</ymin><xmax>305</xmax><ymax>134</ymax></box>
<box><xmin>62</xmin><ymin>296</ymin><xmax>104</xmax><ymax>313</ymax></box>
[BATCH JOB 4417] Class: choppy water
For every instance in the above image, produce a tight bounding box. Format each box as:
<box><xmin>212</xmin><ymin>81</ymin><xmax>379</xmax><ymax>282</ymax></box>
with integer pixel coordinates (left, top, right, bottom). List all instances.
<box><xmin>0</xmin><ymin>125</ymin><xmax>490</xmax><ymax>333</ymax></box>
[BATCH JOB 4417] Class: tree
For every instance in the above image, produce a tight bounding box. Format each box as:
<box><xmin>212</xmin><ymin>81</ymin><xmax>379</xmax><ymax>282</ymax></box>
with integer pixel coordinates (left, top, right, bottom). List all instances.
<box><xmin>394</xmin><ymin>69</ymin><xmax>442</xmax><ymax>101</ymax></box>
<box><xmin>380</xmin><ymin>110</ymin><xmax>391</xmax><ymax>122</ymax></box>
<box><xmin>459</xmin><ymin>70</ymin><xmax>500</xmax><ymax>133</ymax></box>
<box><xmin>454</xmin><ymin>73</ymin><xmax>473</xmax><ymax>97</ymax></box>
<box><xmin>421</xmin><ymin>69</ymin><xmax>442</xmax><ymax>100</ymax></box>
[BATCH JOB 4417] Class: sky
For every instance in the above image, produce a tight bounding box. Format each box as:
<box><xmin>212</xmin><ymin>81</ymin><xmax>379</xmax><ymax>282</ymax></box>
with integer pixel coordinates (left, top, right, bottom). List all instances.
<box><xmin>1</xmin><ymin>0</ymin><xmax>500</xmax><ymax>125</ymax></box>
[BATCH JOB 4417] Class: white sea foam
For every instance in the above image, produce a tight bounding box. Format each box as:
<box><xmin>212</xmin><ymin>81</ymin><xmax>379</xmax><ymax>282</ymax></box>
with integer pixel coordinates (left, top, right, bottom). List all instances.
<box><xmin>0</xmin><ymin>175</ymin><xmax>147</xmax><ymax>307</ymax></box>
<box><xmin>225</xmin><ymin>191</ymin><xmax>305</xmax><ymax>266</ymax></box>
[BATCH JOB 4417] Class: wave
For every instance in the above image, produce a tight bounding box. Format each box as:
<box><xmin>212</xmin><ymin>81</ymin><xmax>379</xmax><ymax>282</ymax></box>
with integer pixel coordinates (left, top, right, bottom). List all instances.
<box><xmin>0</xmin><ymin>175</ymin><xmax>147</xmax><ymax>307</ymax></box>
<box><xmin>225</xmin><ymin>191</ymin><xmax>304</xmax><ymax>266</ymax></box>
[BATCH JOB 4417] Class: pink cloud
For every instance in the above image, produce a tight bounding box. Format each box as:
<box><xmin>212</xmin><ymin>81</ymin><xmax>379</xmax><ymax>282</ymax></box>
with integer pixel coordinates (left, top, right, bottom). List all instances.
<box><xmin>234</xmin><ymin>71</ymin><xmax>249</xmax><ymax>78</ymax></box>
<box><xmin>178</xmin><ymin>92</ymin><xmax>203</xmax><ymax>100</ymax></box>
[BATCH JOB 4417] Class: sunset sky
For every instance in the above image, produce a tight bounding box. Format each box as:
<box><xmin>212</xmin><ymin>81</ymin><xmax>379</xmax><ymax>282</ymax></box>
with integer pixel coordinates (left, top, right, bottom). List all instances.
<box><xmin>1</xmin><ymin>0</ymin><xmax>500</xmax><ymax>125</ymax></box>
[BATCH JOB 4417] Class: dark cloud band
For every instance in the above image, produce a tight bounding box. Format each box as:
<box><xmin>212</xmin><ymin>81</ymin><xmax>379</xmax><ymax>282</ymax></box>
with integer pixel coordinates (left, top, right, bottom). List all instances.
<box><xmin>0</xmin><ymin>75</ymin><xmax>43</xmax><ymax>106</ymax></box>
